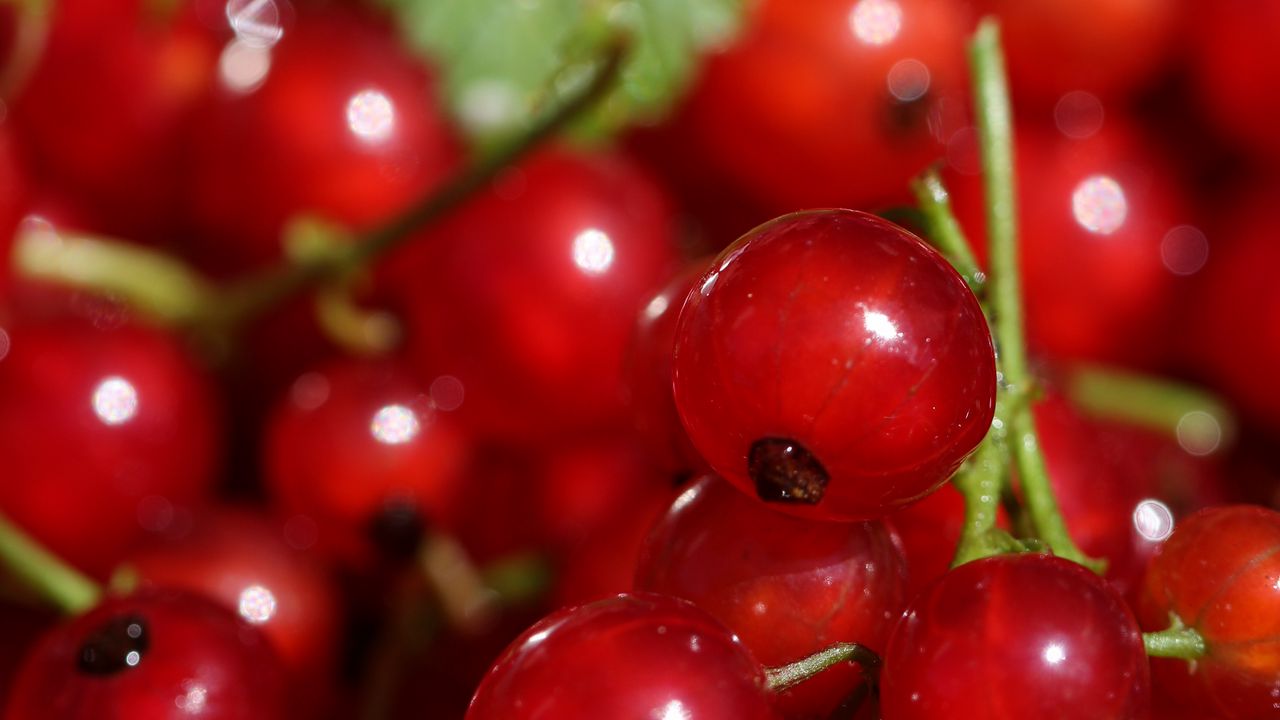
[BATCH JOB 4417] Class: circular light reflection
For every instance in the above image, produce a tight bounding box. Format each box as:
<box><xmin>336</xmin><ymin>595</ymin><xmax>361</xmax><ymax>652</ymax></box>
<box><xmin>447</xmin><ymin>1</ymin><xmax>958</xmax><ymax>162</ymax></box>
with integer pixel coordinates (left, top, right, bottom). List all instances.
<box><xmin>571</xmin><ymin>228</ymin><xmax>615</xmax><ymax>275</ymax></box>
<box><xmin>1071</xmin><ymin>175</ymin><xmax>1128</xmax><ymax>235</ymax></box>
<box><xmin>849</xmin><ymin>0</ymin><xmax>903</xmax><ymax>46</ymax></box>
<box><xmin>429</xmin><ymin>376</ymin><xmax>465</xmax><ymax>412</ymax></box>
<box><xmin>1160</xmin><ymin>225</ymin><xmax>1210</xmax><ymax>276</ymax></box>
<box><xmin>1133</xmin><ymin>499</ymin><xmax>1175</xmax><ymax>542</ymax></box>
<box><xmin>1042</xmin><ymin>642</ymin><xmax>1067</xmax><ymax>665</ymax></box>
<box><xmin>370</xmin><ymin>404</ymin><xmax>420</xmax><ymax>445</ymax></box>
<box><xmin>225</xmin><ymin>0</ymin><xmax>283</xmax><ymax>47</ymax></box>
<box><xmin>218</xmin><ymin>39</ymin><xmax>272</xmax><ymax>93</ymax></box>
<box><xmin>92</xmin><ymin>377</ymin><xmax>139</xmax><ymax>426</ymax></box>
<box><xmin>1176</xmin><ymin>410</ymin><xmax>1222</xmax><ymax>456</ymax></box>
<box><xmin>176</xmin><ymin>681</ymin><xmax>208</xmax><ymax>712</ymax></box>
<box><xmin>887</xmin><ymin>58</ymin><xmax>930</xmax><ymax>102</ymax></box>
<box><xmin>1053</xmin><ymin>91</ymin><xmax>1105</xmax><ymax>139</ymax></box>
<box><xmin>290</xmin><ymin>372</ymin><xmax>330</xmax><ymax>411</ymax></box>
<box><xmin>237</xmin><ymin>585</ymin><xmax>278</xmax><ymax>624</ymax></box>
<box><xmin>346</xmin><ymin>89</ymin><xmax>396</xmax><ymax>142</ymax></box>
<box><xmin>643</xmin><ymin>294</ymin><xmax>670</xmax><ymax>321</ymax></box>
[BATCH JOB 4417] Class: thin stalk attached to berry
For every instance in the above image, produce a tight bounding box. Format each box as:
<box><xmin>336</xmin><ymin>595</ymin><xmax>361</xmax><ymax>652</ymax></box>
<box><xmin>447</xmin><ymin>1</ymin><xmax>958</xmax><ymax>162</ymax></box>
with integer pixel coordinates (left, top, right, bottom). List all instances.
<box><xmin>765</xmin><ymin>642</ymin><xmax>881</xmax><ymax>693</ymax></box>
<box><xmin>0</xmin><ymin>511</ymin><xmax>100</xmax><ymax>616</ymax></box>
<box><xmin>910</xmin><ymin>168</ymin><xmax>986</xmax><ymax>295</ymax></box>
<box><xmin>1142</xmin><ymin>614</ymin><xmax>1207</xmax><ymax>661</ymax></box>
<box><xmin>969</xmin><ymin>19</ymin><xmax>1100</xmax><ymax>572</ymax></box>
<box><xmin>214</xmin><ymin>36</ymin><xmax>629</xmax><ymax>329</ymax></box>
<box><xmin>1065</xmin><ymin>363</ymin><xmax>1234</xmax><ymax>454</ymax></box>
<box><xmin>951</xmin><ymin>432</ymin><xmax>1021</xmax><ymax>565</ymax></box>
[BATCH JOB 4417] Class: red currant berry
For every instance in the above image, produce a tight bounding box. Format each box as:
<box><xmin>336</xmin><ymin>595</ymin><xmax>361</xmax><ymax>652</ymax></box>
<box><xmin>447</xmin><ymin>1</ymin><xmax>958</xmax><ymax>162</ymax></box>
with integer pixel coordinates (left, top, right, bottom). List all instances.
<box><xmin>467</xmin><ymin>593</ymin><xmax>781</xmax><ymax>719</ymax></box>
<box><xmin>971</xmin><ymin>0</ymin><xmax>1180</xmax><ymax>106</ymax></box>
<box><xmin>673</xmin><ymin>209</ymin><xmax>995</xmax><ymax>521</ymax></box>
<box><xmin>626</xmin><ymin>262</ymin><xmax>711</xmax><ymax>476</ymax></box>
<box><xmin>265</xmin><ymin>358</ymin><xmax>471</xmax><ymax>566</ymax></box>
<box><xmin>636</xmin><ymin>474</ymin><xmax>907</xmax><ymax>717</ymax></box>
<box><xmin>125</xmin><ymin>508</ymin><xmax>341</xmax><ymax>689</ymax></box>
<box><xmin>11</xmin><ymin>0</ymin><xmax>222</xmax><ymax>241</ymax></box>
<box><xmin>948</xmin><ymin>118</ymin><xmax>1191</xmax><ymax>367</ymax></box>
<box><xmin>1138</xmin><ymin>505</ymin><xmax>1280</xmax><ymax>719</ymax></box>
<box><xmin>397</xmin><ymin>146</ymin><xmax>680</xmax><ymax>442</ymax></box>
<box><xmin>4</xmin><ymin>589</ymin><xmax>287</xmax><ymax>718</ymax></box>
<box><xmin>0</xmin><ymin>317</ymin><xmax>219</xmax><ymax>577</ymax></box>
<box><xmin>185</xmin><ymin>5</ymin><xmax>462</xmax><ymax>274</ymax></box>
<box><xmin>881</xmin><ymin>553</ymin><xmax>1150</xmax><ymax>719</ymax></box>
<box><xmin>681</xmin><ymin>0</ymin><xmax>970</xmax><ymax>210</ymax></box>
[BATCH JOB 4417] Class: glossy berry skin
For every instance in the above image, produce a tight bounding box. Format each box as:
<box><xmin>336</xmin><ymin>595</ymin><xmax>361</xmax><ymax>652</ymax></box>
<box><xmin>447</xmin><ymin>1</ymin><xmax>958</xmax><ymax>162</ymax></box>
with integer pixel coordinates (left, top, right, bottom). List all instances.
<box><xmin>125</xmin><ymin>508</ymin><xmax>341</xmax><ymax>689</ymax></box>
<box><xmin>11</xmin><ymin>0</ymin><xmax>222</xmax><ymax>241</ymax></box>
<box><xmin>972</xmin><ymin>0</ymin><xmax>1179</xmax><ymax>106</ymax></box>
<box><xmin>1190</xmin><ymin>1</ymin><xmax>1280</xmax><ymax>160</ymax></box>
<box><xmin>265</xmin><ymin>358</ymin><xmax>471</xmax><ymax>567</ymax></box>
<box><xmin>949</xmin><ymin>119</ymin><xmax>1189</xmax><ymax>367</ymax></box>
<box><xmin>1138</xmin><ymin>505</ymin><xmax>1280</xmax><ymax>719</ymax></box>
<box><xmin>0</xmin><ymin>318</ymin><xmax>219</xmax><ymax>577</ymax></box>
<box><xmin>682</xmin><ymin>0</ymin><xmax>970</xmax><ymax>211</ymax></box>
<box><xmin>635</xmin><ymin>475</ymin><xmax>907</xmax><ymax>717</ymax></box>
<box><xmin>673</xmin><ymin>210</ymin><xmax>995</xmax><ymax>521</ymax></box>
<box><xmin>398</xmin><ymin>147</ymin><xmax>680</xmax><ymax>442</ymax></box>
<box><xmin>467</xmin><ymin>593</ymin><xmax>781</xmax><ymax>719</ymax></box>
<box><xmin>185</xmin><ymin>6</ymin><xmax>462</xmax><ymax>274</ymax></box>
<box><xmin>4</xmin><ymin>589</ymin><xmax>287</xmax><ymax>719</ymax></box>
<box><xmin>881</xmin><ymin>554</ymin><xmax>1150</xmax><ymax>719</ymax></box>
<box><xmin>625</xmin><ymin>261</ymin><xmax>711</xmax><ymax>476</ymax></box>
<box><xmin>0</xmin><ymin>128</ymin><xmax>29</xmax><ymax>299</ymax></box>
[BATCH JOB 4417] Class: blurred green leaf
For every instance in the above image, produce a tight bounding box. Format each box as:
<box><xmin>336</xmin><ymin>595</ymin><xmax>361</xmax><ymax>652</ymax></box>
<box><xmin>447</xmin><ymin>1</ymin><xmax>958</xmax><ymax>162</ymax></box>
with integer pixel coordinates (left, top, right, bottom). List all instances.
<box><xmin>381</xmin><ymin>0</ymin><xmax>747</xmax><ymax>148</ymax></box>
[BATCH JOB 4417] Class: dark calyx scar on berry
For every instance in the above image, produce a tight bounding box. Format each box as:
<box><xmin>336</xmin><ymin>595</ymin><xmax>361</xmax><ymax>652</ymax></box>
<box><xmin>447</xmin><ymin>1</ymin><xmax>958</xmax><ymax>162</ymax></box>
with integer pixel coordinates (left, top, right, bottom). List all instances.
<box><xmin>749</xmin><ymin>437</ymin><xmax>829</xmax><ymax>504</ymax></box>
<box><xmin>78</xmin><ymin>614</ymin><xmax>149</xmax><ymax>675</ymax></box>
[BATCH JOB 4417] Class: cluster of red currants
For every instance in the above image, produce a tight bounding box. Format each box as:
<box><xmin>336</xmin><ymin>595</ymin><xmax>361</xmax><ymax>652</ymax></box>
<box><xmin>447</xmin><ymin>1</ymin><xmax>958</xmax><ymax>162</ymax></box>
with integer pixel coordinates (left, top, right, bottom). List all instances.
<box><xmin>0</xmin><ymin>0</ymin><xmax>1276</xmax><ymax>718</ymax></box>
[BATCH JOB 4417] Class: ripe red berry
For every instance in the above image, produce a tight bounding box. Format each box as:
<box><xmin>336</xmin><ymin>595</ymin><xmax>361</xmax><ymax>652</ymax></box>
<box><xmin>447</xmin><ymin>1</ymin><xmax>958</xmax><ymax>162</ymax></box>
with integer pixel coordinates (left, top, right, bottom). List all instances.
<box><xmin>265</xmin><ymin>358</ymin><xmax>471</xmax><ymax>566</ymax></box>
<box><xmin>1138</xmin><ymin>505</ymin><xmax>1280</xmax><ymax>719</ymax></box>
<box><xmin>3</xmin><ymin>589</ymin><xmax>288</xmax><ymax>718</ymax></box>
<box><xmin>948</xmin><ymin>118</ymin><xmax>1191</xmax><ymax>367</ymax></box>
<box><xmin>971</xmin><ymin>0</ymin><xmax>1180</xmax><ymax>106</ymax></box>
<box><xmin>625</xmin><ymin>261</ymin><xmax>711</xmax><ymax>476</ymax></box>
<box><xmin>467</xmin><ymin>593</ymin><xmax>781</xmax><ymax>719</ymax></box>
<box><xmin>397</xmin><ymin>146</ymin><xmax>680</xmax><ymax>442</ymax></box>
<box><xmin>185</xmin><ymin>5</ymin><xmax>463</xmax><ymax>274</ymax></box>
<box><xmin>635</xmin><ymin>474</ymin><xmax>907</xmax><ymax>717</ymax></box>
<box><xmin>673</xmin><ymin>209</ymin><xmax>995</xmax><ymax>521</ymax></box>
<box><xmin>0</xmin><ymin>317</ymin><xmax>219</xmax><ymax>577</ymax></box>
<box><xmin>881</xmin><ymin>553</ymin><xmax>1150</xmax><ymax>719</ymax></box>
<box><xmin>681</xmin><ymin>0</ymin><xmax>971</xmax><ymax>210</ymax></box>
<box><xmin>11</xmin><ymin>0</ymin><xmax>222</xmax><ymax>241</ymax></box>
<box><xmin>125</xmin><ymin>508</ymin><xmax>341</xmax><ymax>689</ymax></box>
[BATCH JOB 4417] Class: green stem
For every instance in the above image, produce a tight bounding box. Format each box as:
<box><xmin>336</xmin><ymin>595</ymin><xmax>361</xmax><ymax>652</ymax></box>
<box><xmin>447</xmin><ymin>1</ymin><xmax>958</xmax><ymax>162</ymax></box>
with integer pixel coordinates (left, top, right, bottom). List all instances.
<box><xmin>1065</xmin><ymin>364</ymin><xmax>1234</xmax><ymax>454</ymax></box>
<box><xmin>0</xmin><ymin>0</ymin><xmax>51</xmax><ymax>100</ymax></box>
<box><xmin>910</xmin><ymin>168</ymin><xmax>986</xmax><ymax>294</ymax></box>
<box><xmin>13</xmin><ymin>225</ymin><xmax>218</xmax><ymax>326</ymax></box>
<box><xmin>0</xmin><ymin>511</ymin><xmax>100</xmax><ymax>615</ymax></box>
<box><xmin>1143</xmin><ymin>615</ymin><xmax>1207</xmax><ymax>660</ymax></box>
<box><xmin>765</xmin><ymin>643</ymin><xmax>880</xmax><ymax>693</ymax></box>
<box><xmin>969</xmin><ymin>20</ymin><xmax>1099</xmax><ymax>572</ymax></box>
<box><xmin>215</xmin><ymin>37</ymin><xmax>628</xmax><ymax>328</ymax></box>
<box><xmin>951</xmin><ymin>433</ymin><xmax>1018</xmax><ymax>565</ymax></box>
